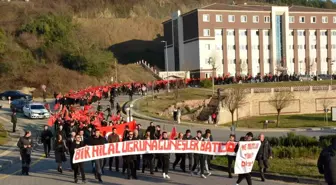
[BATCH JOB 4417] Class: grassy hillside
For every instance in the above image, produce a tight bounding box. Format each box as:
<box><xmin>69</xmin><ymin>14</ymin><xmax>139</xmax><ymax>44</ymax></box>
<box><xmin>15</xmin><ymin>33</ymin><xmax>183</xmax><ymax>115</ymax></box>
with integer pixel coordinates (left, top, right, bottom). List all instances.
<box><xmin>0</xmin><ymin>0</ymin><xmax>335</xmax><ymax>96</ymax></box>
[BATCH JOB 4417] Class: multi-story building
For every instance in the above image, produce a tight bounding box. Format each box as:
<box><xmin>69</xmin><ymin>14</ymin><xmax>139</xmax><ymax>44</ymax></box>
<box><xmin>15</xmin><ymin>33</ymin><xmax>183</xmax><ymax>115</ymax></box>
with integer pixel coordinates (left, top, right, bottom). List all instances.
<box><xmin>162</xmin><ymin>3</ymin><xmax>336</xmax><ymax>78</ymax></box>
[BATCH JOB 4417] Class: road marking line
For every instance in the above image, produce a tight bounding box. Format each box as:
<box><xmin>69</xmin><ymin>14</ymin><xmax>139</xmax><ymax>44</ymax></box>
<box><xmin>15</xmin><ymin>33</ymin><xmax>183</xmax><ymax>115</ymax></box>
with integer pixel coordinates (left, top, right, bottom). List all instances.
<box><xmin>0</xmin><ymin>154</ymin><xmax>45</xmax><ymax>180</ymax></box>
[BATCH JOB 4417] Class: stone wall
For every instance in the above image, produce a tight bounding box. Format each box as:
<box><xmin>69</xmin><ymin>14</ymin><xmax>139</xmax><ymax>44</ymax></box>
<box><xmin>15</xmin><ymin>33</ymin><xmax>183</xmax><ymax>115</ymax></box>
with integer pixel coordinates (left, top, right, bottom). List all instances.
<box><xmin>218</xmin><ymin>85</ymin><xmax>336</xmax><ymax>124</ymax></box>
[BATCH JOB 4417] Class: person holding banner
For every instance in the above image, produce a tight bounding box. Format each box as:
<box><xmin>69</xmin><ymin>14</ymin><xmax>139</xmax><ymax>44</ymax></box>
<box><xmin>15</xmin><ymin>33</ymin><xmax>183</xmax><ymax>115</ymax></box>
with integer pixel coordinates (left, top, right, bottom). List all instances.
<box><xmin>191</xmin><ymin>130</ymin><xmax>206</xmax><ymax>179</ymax></box>
<box><xmin>235</xmin><ymin>132</ymin><xmax>254</xmax><ymax>185</ymax></box>
<box><xmin>71</xmin><ymin>135</ymin><xmax>86</xmax><ymax>183</ymax></box>
<box><xmin>87</xmin><ymin>129</ymin><xmax>105</xmax><ymax>183</ymax></box>
<box><xmin>183</xmin><ymin>129</ymin><xmax>193</xmax><ymax>171</ymax></box>
<box><xmin>107</xmin><ymin>127</ymin><xmax>120</xmax><ymax>172</ymax></box>
<box><xmin>227</xmin><ymin>134</ymin><xmax>236</xmax><ymax>178</ymax></box>
<box><xmin>173</xmin><ymin>133</ymin><xmax>186</xmax><ymax>172</ymax></box>
<box><xmin>125</xmin><ymin>131</ymin><xmax>138</xmax><ymax>180</ymax></box>
<box><xmin>142</xmin><ymin>133</ymin><xmax>154</xmax><ymax>174</ymax></box>
<box><xmin>161</xmin><ymin>132</ymin><xmax>171</xmax><ymax>179</ymax></box>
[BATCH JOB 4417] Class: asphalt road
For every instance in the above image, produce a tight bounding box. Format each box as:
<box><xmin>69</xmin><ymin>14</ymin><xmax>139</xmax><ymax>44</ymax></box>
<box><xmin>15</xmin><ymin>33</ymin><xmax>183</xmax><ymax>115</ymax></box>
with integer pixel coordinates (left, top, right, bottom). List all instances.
<box><xmin>0</xmin><ymin>96</ymin><xmax>330</xmax><ymax>185</ymax></box>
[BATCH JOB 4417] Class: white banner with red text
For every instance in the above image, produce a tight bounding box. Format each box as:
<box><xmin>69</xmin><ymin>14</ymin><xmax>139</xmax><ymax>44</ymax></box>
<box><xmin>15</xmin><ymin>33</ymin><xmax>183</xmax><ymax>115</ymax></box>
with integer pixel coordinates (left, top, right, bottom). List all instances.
<box><xmin>234</xmin><ymin>141</ymin><xmax>261</xmax><ymax>174</ymax></box>
<box><xmin>73</xmin><ymin>140</ymin><xmax>237</xmax><ymax>163</ymax></box>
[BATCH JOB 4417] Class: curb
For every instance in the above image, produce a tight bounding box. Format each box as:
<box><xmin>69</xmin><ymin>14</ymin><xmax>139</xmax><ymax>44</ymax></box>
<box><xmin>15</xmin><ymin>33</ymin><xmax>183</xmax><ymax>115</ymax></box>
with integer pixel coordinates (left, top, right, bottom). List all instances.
<box><xmin>127</xmin><ymin>95</ymin><xmax>336</xmax><ymax>133</ymax></box>
<box><xmin>210</xmin><ymin>163</ymin><xmax>324</xmax><ymax>185</ymax></box>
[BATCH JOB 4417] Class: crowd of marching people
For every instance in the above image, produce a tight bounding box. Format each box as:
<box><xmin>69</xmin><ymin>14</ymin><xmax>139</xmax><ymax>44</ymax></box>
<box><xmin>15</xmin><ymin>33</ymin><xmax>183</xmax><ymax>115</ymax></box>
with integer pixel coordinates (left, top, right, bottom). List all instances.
<box><xmin>15</xmin><ymin>78</ymin><xmax>336</xmax><ymax>185</ymax></box>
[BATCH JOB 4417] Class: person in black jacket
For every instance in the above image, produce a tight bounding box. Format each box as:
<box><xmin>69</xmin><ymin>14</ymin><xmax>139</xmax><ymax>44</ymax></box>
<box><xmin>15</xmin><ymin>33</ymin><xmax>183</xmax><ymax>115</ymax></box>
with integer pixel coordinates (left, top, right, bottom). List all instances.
<box><xmin>146</xmin><ymin>122</ymin><xmax>155</xmax><ymax>139</ymax></box>
<box><xmin>142</xmin><ymin>133</ymin><xmax>154</xmax><ymax>174</ymax></box>
<box><xmin>104</xmin><ymin>105</ymin><xmax>112</xmax><ymax>121</ymax></box>
<box><xmin>318</xmin><ymin>138</ymin><xmax>336</xmax><ymax>185</ymax></box>
<box><xmin>161</xmin><ymin>132</ymin><xmax>171</xmax><ymax>179</ymax></box>
<box><xmin>17</xmin><ymin>131</ymin><xmax>33</xmax><ymax>175</ymax></box>
<box><xmin>67</xmin><ymin>131</ymin><xmax>76</xmax><ymax>171</ymax></box>
<box><xmin>183</xmin><ymin>129</ymin><xmax>193</xmax><ymax>171</ymax></box>
<box><xmin>87</xmin><ymin>129</ymin><xmax>105</xmax><ymax>183</ymax></box>
<box><xmin>11</xmin><ymin>111</ymin><xmax>17</xmax><ymax>133</ymax></box>
<box><xmin>54</xmin><ymin>134</ymin><xmax>68</xmax><ymax>173</ymax></box>
<box><xmin>70</xmin><ymin>134</ymin><xmax>86</xmax><ymax>183</ymax></box>
<box><xmin>41</xmin><ymin>125</ymin><xmax>53</xmax><ymax>158</ymax></box>
<box><xmin>173</xmin><ymin>133</ymin><xmax>186</xmax><ymax>172</ymax></box>
<box><xmin>257</xmin><ymin>133</ymin><xmax>272</xmax><ymax>182</ymax></box>
<box><xmin>125</xmin><ymin>131</ymin><xmax>137</xmax><ymax>179</ymax></box>
<box><xmin>191</xmin><ymin>130</ymin><xmax>206</xmax><ymax>178</ymax></box>
<box><xmin>227</xmin><ymin>134</ymin><xmax>236</xmax><ymax>178</ymax></box>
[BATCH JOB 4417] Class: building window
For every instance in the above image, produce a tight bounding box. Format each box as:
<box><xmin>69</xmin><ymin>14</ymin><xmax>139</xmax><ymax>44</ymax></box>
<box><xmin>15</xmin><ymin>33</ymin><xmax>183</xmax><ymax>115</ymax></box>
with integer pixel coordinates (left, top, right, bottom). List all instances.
<box><xmin>227</xmin><ymin>30</ymin><xmax>235</xmax><ymax>36</ymax></box>
<box><xmin>289</xmin><ymin>45</ymin><xmax>293</xmax><ymax>49</ymax></box>
<box><xmin>311</xmin><ymin>16</ymin><xmax>316</xmax><ymax>23</ymax></box>
<box><xmin>321</xmin><ymin>31</ymin><xmax>327</xmax><ymax>36</ymax></box>
<box><xmin>228</xmin><ymin>45</ymin><xmax>235</xmax><ymax>50</ymax></box>
<box><xmin>205</xmin><ymin>44</ymin><xmax>211</xmax><ymax>50</ymax></box>
<box><xmin>311</xmin><ymin>45</ymin><xmax>316</xmax><ymax>49</ymax></box>
<box><xmin>264</xmin><ymin>30</ymin><xmax>269</xmax><ymax>36</ymax></box>
<box><xmin>240</xmin><ymin>45</ymin><xmax>248</xmax><ymax>50</ymax></box>
<box><xmin>203</xmin><ymin>14</ymin><xmax>210</xmax><ymax>22</ymax></box>
<box><xmin>299</xmin><ymin>16</ymin><xmax>305</xmax><ymax>23</ymax></box>
<box><xmin>240</xmin><ymin>30</ymin><xmax>247</xmax><ymax>36</ymax></box>
<box><xmin>289</xmin><ymin>16</ymin><xmax>294</xmax><ymax>23</ymax></box>
<box><xmin>265</xmin><ymin>45</ymin><xmax>270</xmax><ymax>50</ymax></box>
<box><xmin>252</xmin><ymin>45</ymin><xmax>259</xmax><ymax>50</ymax></box>
<box><xmin>216</xmin><ymin>44</ymin><xmax>222</xmax><ymax>50</ymax></box>
<box><xmin>264</xmin><ymin>16</ymin><xmax>270</xmax><ymax>23</ymax></box>
<box><xmin>228</xmin><ymin>15</ymin><xmax>235</xmax><ymax>22</ymax></box>
<box><xmin>298</xmin><ymin>31</ymin><xmax>305</xmax><ymax>36</ymax></box>
<box><xmin>203</xmin><ymin>29</ymin><xmax>210</xmax><ymax>36</ymax></box>
<box><xmin>332</xmin><ymin>44</ymin><xmax>336</xmax><ymax>49</ymax></box>
<box><xmin>310</xmin><ymin>31</ymin><xmax>316</xmax><ymax>36</ymax></box>
<box><xmin>241</xmin><ymin>15</ymin><xmax>247</xmax><ymax>23</ymax></box>
<box><xmin>334</xmin><ymin>16</ymin><xmax>336</xmax><ymax>23</ymax></box>
<box><xmin>298</xmin><ymin>45</ymin><xmax>304</xmax><ymax>49</ymax></box>
<box><xmin>216</xmin><ymin>15</ymin><xmax>222</xmax><ymax>22</ymax></box>
<box><xmin>322</xmin><ymin>16</ymin><xmax>328</xmax><ymax>23</ymax></box>
<box><xmin>333</xmin><ymin>31</ymin><xmax>336</xmax><ymax>36</ymax></box>
<box><xmin>253</xmin><ymin>16</ymin><xmax>259</xmax><ymax>23</ymax></box>
<box><xmin>215</xmin><ymin>29</ymin><xmax>223</xmax><ymax>36</ymax></box>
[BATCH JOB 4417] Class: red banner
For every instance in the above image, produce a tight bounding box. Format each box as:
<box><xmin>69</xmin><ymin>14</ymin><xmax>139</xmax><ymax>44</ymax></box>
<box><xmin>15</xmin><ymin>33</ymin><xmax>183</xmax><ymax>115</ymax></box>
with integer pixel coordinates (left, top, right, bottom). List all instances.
<box><xmin>73</xmin><ymin>140</ymin><xmax>237</xmax><ymax>163</ymax></box>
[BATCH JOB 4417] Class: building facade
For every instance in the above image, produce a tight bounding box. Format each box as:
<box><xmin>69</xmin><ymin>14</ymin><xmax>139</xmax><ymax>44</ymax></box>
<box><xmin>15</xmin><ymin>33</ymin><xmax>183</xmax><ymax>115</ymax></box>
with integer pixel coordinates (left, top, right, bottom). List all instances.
<box><xmin>162</xmin><ymin>4</ymin><xmax>336</xmax><ymax>78</ymax></box>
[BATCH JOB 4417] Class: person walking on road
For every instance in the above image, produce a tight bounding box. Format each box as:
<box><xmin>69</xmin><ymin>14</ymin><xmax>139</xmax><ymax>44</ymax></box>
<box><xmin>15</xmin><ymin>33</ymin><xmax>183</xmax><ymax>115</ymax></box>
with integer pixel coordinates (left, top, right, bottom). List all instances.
<box><xmin>125</xmin><ymin>131</ymin><xmax>137</xmax><ymax>180</ymax></box>
<box><xmin>11</xmin><ymin>111</ymin><xmax>17</xmax><ymax>133</ymax></box>
<box><xmin>318</xmin><ymin>138</ymin><xmax>336</xmax><ymax>185</ymax></box>
<box><xmin>88</xmin><ymin>129</ymin><xmax>105</xmax><ymax>183</ymax></box>
<box><xmin>257</xmin><ymin>133</ymin><xmax>272</xmax><ymax>182</ymax></box>
<box><xmin>17</xmin><ymin>130</ymin><xmax>33</xmax><ymax>175</ymax></box>
<box><xmin>235</xmin><ymin>132</ymin><xmax>254</xmax><ymax>185</ymax></box>
<box><xmin>67</xmin><ymin>131</ymin><xmax>76</xmax><ymax>171</ymax></box>
<box><xmin>71</xmin><ymin>134</ymin><xmax>86</xmax><ymax>184</ymax></box>
<box><xmin>191</xmin><ymin>130</ymin><xmax>206</xmax><ymax>178</ymax></box>
<box><xmin>41</xmin><ymin>125</ymin><xmax>53</xmax><ymax>158</ymax></box>
<box><xmin>227</xmin><ymin>134</ymin><xmax>236</xmax><ymax>178</ymax></box>
<box><xmin>107</xmin><ymin>127</ymin><xmax>120</xmax><ymax>172</ymax></box>
<box><xmin>142</xmin><ymin>133</ymin><xmax>154</xmax><ymax>174</ymax></box>
<box><xmin>161</xmin><ymin>132</ymin><xmax>171</xmax><ymax>179</ymax></box>
<box><xmin>173</xmin><ymin>133</ymin><xmax>186</xmax><ymax>172</ymax></box>
<box><xmin>54</xmin><ymin>134</ymin><xmax>68</xmax><ymax>173</ymax></box>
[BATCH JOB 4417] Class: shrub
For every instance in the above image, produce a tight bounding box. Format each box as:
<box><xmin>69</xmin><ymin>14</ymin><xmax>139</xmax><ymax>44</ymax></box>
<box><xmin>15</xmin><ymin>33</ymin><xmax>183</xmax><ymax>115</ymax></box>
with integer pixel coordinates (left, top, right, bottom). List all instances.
<box><xmin>200</xmin><ymin>79</ymin><xmax>212</xmax><ymax>88</ymax></box>
<box><xmin>272</xmin><ymin>146</ymin><xmax>321</xmax><ymax>159</ymax></box>
<box><xmin>319</xmin><ymin>135</ymin><xmax>336</xmax><ymax>148</ymax></box>
<box><xmin>0</xmin><ymin>28</ymin><xmax>6</xmax><ymax>54</ymax></box>
<box><xmin>266</xmin><ymin>132</ymin><xmax>319</xmax><ymax>148</ymax></box>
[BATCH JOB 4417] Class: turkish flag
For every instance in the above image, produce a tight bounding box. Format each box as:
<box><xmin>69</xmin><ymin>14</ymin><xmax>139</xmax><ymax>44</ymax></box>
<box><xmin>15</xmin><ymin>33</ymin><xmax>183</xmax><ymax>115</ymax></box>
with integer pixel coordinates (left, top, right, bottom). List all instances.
<box><xmin>170</xmin><ymin>127</ymin><xmax>177</xmax><ymax>140</ymax></box>
<box><xmin>97</xmin><ymin>121</ymin><xmax>136</xmax><ymax>137</ymax></box>
<box><xmin>54</xmin><ymin>103</ymin><xmax>60</xmax><ymax>110</ymax></box>
<box><xmin>48</xmin><ymin>115</ymin><xmax>56</xmax><ymax>126</ymax></box>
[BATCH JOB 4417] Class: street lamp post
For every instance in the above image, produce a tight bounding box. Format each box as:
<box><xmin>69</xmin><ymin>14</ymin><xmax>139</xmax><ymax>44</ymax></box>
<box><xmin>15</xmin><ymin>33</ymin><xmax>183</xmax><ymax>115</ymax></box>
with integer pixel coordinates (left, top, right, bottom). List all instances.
<box><xmin>129</xmin><ymin>103</ymin><xmax>133</xmax><ymax>121</ymax></box>
<box><xmin>208</xmin><ymin>57</ymin><xmax>215</xmax><ymax>95</ymax></box>
<box><xmin>161</xmin><ymin>41</ymin><xmax>170</xmax><ymax>93</ymax></box>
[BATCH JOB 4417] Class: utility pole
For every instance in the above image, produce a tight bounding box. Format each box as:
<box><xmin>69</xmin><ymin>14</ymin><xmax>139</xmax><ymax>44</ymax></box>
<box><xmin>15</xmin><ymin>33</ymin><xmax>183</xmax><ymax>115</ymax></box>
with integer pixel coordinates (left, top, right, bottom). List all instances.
<box><xmin>161</xmin><ymin>41</ymin><xmax>170</xmax><ymax>93</ymax></box>
<box><xmin>208</xmin><ymin>57</ymin><xmax>215</xmax><ymax>95</ymax></box>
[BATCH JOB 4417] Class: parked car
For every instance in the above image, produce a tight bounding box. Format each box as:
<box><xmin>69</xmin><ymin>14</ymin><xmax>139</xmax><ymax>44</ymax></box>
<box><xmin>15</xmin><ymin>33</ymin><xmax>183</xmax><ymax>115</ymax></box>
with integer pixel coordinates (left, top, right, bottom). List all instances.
<box><xmin>10</xmin><ymin>99</ymin><xmax>32</xmax><ymax>112</ymax></box>
<box><xmin>316</xmin><ymin>74</ymin><xmax>332</xmax><ymax>81</ymax></box>
<box><xmin>23</xmin><ymin>103</ymin><xmax>50</xmax><ymax>119</ymax></box>
<box><xmin>0</xmin><ymin>91</ymin><xmax>32</xmax><ymax>101</ymax></box>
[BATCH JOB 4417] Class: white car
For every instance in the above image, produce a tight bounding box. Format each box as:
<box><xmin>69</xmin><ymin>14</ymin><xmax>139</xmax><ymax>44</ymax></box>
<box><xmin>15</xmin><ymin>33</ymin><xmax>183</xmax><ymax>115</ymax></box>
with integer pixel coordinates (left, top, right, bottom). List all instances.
<box><xmin>23</xmin><ymin>103</ymin><xmax>50</xmax><ymax>119</ymax></box>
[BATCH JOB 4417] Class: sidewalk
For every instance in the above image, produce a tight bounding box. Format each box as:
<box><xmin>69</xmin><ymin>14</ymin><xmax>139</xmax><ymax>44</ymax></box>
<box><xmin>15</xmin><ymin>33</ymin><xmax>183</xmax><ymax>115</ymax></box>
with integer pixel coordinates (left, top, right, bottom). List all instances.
<box><xmin>0</xmin><ymin>115</ymin><xmax>24</xmax><ymax>172</ymax></box>
<box><xmin>126</xmin><ymin>95</ymin><xmax>336</xmax><ymax>133</ymax></box>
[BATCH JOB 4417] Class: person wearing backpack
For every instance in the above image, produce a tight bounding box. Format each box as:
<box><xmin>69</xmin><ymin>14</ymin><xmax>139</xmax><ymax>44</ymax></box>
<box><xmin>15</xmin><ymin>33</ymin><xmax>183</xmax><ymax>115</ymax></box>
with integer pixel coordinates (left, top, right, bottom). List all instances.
<box><xmin>318</xmin><ymin>138</ymin><xmax>336</xmax><ymax>185</ymax></box>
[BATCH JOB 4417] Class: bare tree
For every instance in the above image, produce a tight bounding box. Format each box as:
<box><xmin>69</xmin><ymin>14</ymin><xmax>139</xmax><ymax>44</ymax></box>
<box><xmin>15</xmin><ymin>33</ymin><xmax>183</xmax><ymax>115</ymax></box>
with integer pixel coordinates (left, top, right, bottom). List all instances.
<box><xmin>322</xmin><ymin>92</ymin><xmax>331</xmax><ymax>125</ymax></box>
<box><xmin>222</xmin><ymin>88</ymin><xmax>246</xmax><ymax>126</ymax></box>
<box><xmin>268</xmin><ymin>92</ymin><xmax>295</xmax><ymax>127</ymax></box>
